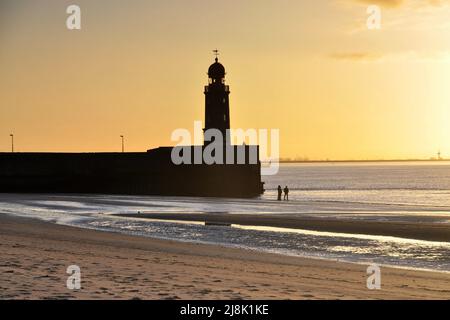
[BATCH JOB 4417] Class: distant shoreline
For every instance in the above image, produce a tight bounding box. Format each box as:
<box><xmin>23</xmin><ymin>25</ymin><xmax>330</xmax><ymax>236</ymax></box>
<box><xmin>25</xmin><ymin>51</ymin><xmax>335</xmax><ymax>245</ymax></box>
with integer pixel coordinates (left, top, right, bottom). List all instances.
<box><xmin>267</xmin><ymin>159</ymin><xmax>449</xmax><ymax>164</ymax></box>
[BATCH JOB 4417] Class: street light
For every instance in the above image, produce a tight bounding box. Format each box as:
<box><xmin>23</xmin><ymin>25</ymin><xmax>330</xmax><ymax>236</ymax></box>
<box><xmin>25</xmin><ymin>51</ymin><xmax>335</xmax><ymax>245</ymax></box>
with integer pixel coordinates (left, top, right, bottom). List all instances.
<box><xmin>120</xmin><ymin>135</ymin><xmax>124</xmax><ymax>153</ymax></box>
<box><xmin>10</xmin><ymin>134</ymin><xmax>14</xmax><ymax>153</ymax></box>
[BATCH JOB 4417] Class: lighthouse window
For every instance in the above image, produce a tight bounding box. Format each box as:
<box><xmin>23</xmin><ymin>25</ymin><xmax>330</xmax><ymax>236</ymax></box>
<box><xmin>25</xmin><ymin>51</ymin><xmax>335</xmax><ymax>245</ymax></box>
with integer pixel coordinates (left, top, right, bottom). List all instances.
<box><xmin>224</xmin><ymin>115</ymin><xmax>227</xmax><ymax>122</ymax></box>
<box><xmin>223</xmin><ymin>98</ymin><xmax>226</xmax><ymax>103</ymax></box>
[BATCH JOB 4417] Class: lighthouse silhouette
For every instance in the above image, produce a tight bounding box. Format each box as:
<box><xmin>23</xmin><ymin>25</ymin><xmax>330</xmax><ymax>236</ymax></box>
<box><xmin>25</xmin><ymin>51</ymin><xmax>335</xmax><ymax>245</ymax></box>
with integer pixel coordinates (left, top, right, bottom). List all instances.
<box><xmin>204</xmin><ymin>53</ymin><xmax>231</xmax><ymax>145</ymax></box>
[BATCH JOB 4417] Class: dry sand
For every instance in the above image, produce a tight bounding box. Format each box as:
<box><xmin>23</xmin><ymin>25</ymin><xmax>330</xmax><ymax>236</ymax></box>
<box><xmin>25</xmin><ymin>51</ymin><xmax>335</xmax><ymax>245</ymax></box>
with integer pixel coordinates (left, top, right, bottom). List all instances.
<box><xmin>1</xmin><ymin>213</ymin><xmax>450</xmax><ymax>300</ymax></box>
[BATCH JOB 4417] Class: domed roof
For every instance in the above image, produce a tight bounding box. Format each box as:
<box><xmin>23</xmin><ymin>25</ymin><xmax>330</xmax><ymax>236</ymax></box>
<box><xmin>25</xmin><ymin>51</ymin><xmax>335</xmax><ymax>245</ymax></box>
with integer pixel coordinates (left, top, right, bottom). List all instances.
<box><xmin>208</xmin><ymin>58</ymin><xmax>225</xmax><ymax>79</ymax></box>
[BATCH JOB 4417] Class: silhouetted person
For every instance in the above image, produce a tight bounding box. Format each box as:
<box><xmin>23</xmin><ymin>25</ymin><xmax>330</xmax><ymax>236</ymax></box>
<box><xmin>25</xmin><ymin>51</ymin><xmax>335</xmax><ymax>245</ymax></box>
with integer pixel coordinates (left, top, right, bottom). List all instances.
<box><xmin>283</xmin><ymin>186</ymin><xmax>289</xmax><ymax>201</ymax></box>
<box><xmin>277</xmin><ymin>185</ymin><xmax>282</xmax><ymax>201</ymax></box>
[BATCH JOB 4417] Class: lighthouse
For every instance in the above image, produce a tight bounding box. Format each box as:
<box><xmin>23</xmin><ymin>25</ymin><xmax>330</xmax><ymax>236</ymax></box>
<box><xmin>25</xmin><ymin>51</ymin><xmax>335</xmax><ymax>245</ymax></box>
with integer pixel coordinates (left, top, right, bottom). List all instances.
<box><xmin>204</xmin><ymin>52</ymin><xmax>231</xmax><ymax>145</ymax></box>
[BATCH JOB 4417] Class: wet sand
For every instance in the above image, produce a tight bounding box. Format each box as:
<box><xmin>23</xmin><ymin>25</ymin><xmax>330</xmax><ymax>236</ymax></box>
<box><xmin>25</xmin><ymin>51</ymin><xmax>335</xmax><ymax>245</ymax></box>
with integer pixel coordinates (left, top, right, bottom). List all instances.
<box><xmin>118</xmin><ymin>212</ymin><xmax>450</xmax><ymax>242</ymax></box>
<box><xmin>1</xmin><ymin>213</ymin><xmax>450</xmax><ymax>299</ymax></box>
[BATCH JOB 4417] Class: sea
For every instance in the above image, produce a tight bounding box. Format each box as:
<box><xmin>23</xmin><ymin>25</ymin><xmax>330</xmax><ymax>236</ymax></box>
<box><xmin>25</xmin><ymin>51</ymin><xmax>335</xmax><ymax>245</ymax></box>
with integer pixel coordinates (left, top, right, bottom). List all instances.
<box><xmin>1</xmin><ymin>161</ymin><xmax>450</xmax><ymax>272</ymax></box>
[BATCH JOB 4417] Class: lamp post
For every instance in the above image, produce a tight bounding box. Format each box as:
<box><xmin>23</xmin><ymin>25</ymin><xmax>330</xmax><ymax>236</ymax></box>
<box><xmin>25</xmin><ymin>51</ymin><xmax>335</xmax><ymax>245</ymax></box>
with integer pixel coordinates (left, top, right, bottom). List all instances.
<box><xmin>120</xmin><ymin>135</ymin><xmax>124</xmax><ymax>153</ymax></box>
<box><xmin>10</xmin><ymin>134</ymin><xmax>14</xmax><ymax>153</ymax></box>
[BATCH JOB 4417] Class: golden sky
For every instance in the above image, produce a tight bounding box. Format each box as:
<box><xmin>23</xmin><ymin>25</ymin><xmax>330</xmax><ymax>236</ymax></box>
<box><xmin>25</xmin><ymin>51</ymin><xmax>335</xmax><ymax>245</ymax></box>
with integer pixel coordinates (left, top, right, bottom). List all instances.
<box><xmin>1</xmin><ymin>0</ymin><xmax>449</xmax><ymax>160</ymax></box>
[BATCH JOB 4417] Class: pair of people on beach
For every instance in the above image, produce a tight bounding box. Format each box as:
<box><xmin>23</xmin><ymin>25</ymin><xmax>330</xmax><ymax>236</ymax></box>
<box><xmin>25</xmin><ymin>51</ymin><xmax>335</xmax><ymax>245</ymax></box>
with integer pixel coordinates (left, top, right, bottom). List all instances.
<box><xmin>277</xmin><ymin>185</ymin><xmax>289</xmax><ymax>201</ymax></box>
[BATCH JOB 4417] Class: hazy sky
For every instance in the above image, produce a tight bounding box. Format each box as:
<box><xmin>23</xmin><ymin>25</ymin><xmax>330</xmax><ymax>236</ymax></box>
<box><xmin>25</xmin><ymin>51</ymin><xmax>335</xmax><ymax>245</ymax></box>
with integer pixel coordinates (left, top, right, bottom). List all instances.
<box><xmin>1</xmin><ymin>0</ymin><xmax>449</xmax><ymax>159</ymax></box>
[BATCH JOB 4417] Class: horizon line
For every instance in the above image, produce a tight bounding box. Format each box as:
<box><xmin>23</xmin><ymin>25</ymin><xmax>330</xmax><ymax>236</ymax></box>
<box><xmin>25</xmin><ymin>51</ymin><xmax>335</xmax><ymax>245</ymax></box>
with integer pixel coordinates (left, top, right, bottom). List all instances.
<box><xmin>271</xmin><ymin>158</ymin><xmax>449</xmax><ymax>164</ymax></box>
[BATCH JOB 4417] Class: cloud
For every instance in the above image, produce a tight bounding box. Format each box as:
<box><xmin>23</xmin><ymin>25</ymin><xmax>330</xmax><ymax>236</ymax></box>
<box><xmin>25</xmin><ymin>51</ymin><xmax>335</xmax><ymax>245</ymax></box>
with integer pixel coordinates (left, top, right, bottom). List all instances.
<box><xmin>426</xmin><ymin>0</ymin><xmax>450</xmax><ymax>6</ymax></box>
<box><xmin>351</xmin><ymin>0</ymin><xmax>450</xmax><ymax>8</ymax></box>
<box><xmin>329</xmin><ymin>52</ymin><xmax>383</xmax><ymax>61</ymax></box>
<box><xmin>353</xmin><ymin>0</ymin><xmax>404</xmax><ymax>8</ymax></box>
<box><xmin>330</xmin><ymin>50</ymin><xmax>450</xmax><ymax>63</ymax></box>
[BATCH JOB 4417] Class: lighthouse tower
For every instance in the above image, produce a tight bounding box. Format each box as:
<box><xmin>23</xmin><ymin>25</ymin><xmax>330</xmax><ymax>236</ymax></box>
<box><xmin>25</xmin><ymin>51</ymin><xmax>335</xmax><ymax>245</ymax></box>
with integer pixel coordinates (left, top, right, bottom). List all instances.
<box><xmin>204</xmin><ymin>53</ymin><xmax>231</xmax><ymax>145</ymax></box>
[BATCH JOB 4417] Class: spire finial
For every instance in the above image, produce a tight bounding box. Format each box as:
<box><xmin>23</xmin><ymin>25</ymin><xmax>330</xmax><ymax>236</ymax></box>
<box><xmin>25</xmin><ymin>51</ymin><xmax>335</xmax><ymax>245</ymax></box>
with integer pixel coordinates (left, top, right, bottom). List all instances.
<box><xmin>213</xmin><ymin>49</ymin><xmax>219</xmax><ymax>62</ymax></box>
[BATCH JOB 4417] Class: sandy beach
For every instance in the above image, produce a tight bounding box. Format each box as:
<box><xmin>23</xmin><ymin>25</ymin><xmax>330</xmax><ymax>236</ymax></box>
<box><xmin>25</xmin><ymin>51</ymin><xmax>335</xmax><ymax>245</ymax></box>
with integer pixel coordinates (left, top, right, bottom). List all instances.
<box><xmin>1</xmin><ymin>213</ymin><xmax>450</xmax><ymax>300</ymax></box>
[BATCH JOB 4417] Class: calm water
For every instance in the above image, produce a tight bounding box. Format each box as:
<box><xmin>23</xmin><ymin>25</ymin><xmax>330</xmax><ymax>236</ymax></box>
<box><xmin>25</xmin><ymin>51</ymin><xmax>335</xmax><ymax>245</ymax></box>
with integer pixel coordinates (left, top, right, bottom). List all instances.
<box><xmin>1</xmin><ymin>161</ymin><xmax>450</xmax><ymax>272</ymax></box>
<box><xmin>263</xmin><ymin>161</ymin><xmax>450</xmax><ymax>207</ymax></box>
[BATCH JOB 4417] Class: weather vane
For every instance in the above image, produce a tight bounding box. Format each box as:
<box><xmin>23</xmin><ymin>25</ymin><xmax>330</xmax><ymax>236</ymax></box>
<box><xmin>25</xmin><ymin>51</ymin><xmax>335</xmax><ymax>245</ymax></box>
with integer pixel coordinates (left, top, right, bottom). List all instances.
<box><xmin>213</xmin><ymin>49</ymin><xmax>219</xmax><ymax>61</ymax></box>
